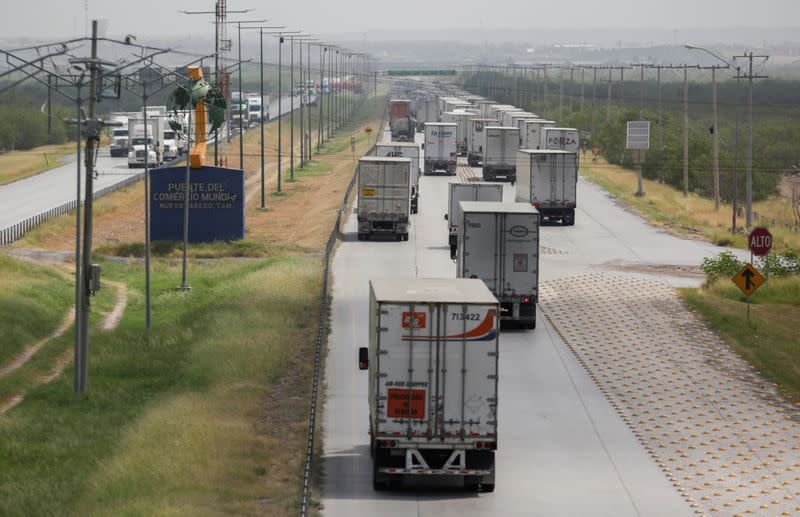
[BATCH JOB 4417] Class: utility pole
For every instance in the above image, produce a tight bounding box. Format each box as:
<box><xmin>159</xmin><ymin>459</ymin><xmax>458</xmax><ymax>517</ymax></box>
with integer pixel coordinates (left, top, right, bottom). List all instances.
<box><xmin>592</xmin><ymin>67</ymin><xmax>597</xmax><ymax>137</ymax></box>
<box><xmin>569</xmin><ymin>67</ymin><xmax>574</xmax><ymax>112</ymax></box>
<box><xmin>317</xmin><ymin>45</ymin><xmax>326</xmax><ymax>153</ymax></box>
<box><xmin>683</xmin><ymin>64</ymin><xmax>689</xmax><ymax>197</ymax></box>
<box><xmin>559</xmin><ymin>67</ymin><xmax>564</xmax><ymax>119</ymax></box>
<box><xmin>78</xmin><ymin>20</ymin><xmax>100</xmax><ymax>394</ymax></box>
<box><xmin>639</xmin><ymin>63</ymin><xmax>646</xmax><ymax>118</ymax></box>
<box><xmin>260</xmin><ymin>29</ymin><xmax>265</xmax><ymax>207</ymax></box>
<box><xmin>277</xmin><ymin>35</ymin><xmax>283</xmax><ymax>193</ymax></box>
<box><xmin>712</xmin><ymin>66</ymin><xmax>720</xmax><ymax>210</ymax></box>
<box><xmin>47</xmin><ymin>74</ymin><xmax>53</xmax><ymax>144</ymax></box>
<box><xmin>607</xmin><ymin>68</ymin><xmax>612</xmax><ymax>122</ymax></box>
<box><xmin>290</xmin><ymin>36</ymin><xmax>294</xmax><ymax>180</ymax></box>
<box><xmin>734</xmin><ymin>51</ymin><xmax>769</xmax><ymax>228</ymax></box>
<box><xmin>580</xmin><ymin>67</ymin><xmax>585</xmax><ymax>111</ymax></box>
<box><xmin>657</xmin><ymin>66</ymin><xmax>663</xmax><ymax>147</ymax></box>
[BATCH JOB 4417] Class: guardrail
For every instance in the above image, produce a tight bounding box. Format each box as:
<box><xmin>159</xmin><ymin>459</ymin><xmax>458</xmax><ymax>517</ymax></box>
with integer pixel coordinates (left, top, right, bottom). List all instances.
<box><xmin>0</xmin><ymin>171</ymin><xmax>145</xmax><ymax>246</ymax></box>
<box><xmin>299</xmin><ymin>98</ymin><xmax>388</xmax><ymax>517</ymax></box>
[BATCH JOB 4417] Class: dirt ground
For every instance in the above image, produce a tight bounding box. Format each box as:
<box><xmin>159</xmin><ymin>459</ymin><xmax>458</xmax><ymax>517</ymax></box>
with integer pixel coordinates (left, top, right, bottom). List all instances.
<box><xmin>18</xmin><ymin>105</ymin><xmax>383</xmax><ymax>253</ymax></box>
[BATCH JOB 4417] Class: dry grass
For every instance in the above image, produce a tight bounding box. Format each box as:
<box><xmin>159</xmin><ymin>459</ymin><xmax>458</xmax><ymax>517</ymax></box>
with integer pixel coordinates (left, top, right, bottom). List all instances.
<box><xmin>581</xmin><ymin>152</ymin><xmax>800</xmax><ymax>251</ymax></box>
<box><xmin>0</xmin><ymin>143</ymin><xmax>75</xmax><ymax>185</ymax></box>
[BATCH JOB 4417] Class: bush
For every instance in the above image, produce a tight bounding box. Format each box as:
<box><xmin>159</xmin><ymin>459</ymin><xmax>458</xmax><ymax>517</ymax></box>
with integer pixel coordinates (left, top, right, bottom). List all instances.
<box><xmin>700</xmin><ymin>251</ymin><xmax>745</xmax><ymax>282</ymax></box>
<box><xmin>755</xmin><ymin>250</ymin><xmax>800</xmax><ymax>277</ymax></box>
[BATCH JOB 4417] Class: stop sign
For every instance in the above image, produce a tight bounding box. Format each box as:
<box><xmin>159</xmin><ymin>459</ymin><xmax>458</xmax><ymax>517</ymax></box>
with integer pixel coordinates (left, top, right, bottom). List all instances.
<box><xmin>748</xmin><ymin>227</ymin><xmax>773</xmax><ymax>256</ymax></box>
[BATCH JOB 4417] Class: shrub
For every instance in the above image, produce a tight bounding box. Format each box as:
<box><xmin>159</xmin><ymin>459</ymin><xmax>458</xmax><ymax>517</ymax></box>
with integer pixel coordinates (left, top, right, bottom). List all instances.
<box><xmin>700</xmin><ymin>251</ymin><xmax>745</xmax><ymax>282</ymax></box>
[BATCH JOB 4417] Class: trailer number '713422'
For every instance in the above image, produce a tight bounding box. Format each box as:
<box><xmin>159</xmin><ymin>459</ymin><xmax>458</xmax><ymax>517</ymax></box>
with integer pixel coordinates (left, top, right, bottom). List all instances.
<box><xmin>452</xmin><ymin>313</ymin><xmax>480</xmax><ymax>321</ymax></box>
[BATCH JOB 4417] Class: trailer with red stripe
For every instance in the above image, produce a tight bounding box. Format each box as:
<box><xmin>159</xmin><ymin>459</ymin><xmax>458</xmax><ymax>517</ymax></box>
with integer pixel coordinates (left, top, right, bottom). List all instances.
<box><xmin>358</xmin><ymin>278</ymin><xmax>500</xmax><ymax>492</ymax></box>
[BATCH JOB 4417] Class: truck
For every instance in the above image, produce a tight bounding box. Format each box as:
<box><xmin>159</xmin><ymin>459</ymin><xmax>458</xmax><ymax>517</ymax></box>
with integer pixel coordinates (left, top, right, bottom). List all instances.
<box><xmin>375</xmin><ymin>142</ymin><xmax>421</xmax><ymax>214</ymax></box>
<box><xmin>457</xmin><ymin>201</ymin><xmax>540</xmax><ymax>329</ymax></box>
<box><xmin>389</xmin><ymin>99</ymin><xmax>414</xmax><ymax>142</ymax></box>
<box><xmin>230</xmin><ymin>92</ymin><xmax>249</xmax><ymax>129</ymax></box>
<box><xmin>541</xmin><ymin>127</ymin><xmax>580</xmax><ymax>153</ymax></box>
<box><xmin>109</xmin><ymin>123</ymin><xmax>129</xmax><ymax>157</ymax></box>
<box><xmin>415</xmin><ymin>99</ymin><xmax>439</xmax><ymax>131</ymax></box>
<box><xmin>466</xmin><ymin>118</ymin><xmax>498</xmax><ymax>166</ymax></box>
<box><xmin>423</xmin><ymin>122</ymin><xmax>457</xmax><ymax>176</ymax></box>
<box><xmin>246</xmin><ymin>96</ymin><xmax>263</xmax><ymax>125</ymax></box>
<box><xmin>162</xmin><ymin>126</ymin><xmax>181</xmax><ymax>161</ymax></box>
<box><xmin>126</xmin><ymin>117</ymin><xmax>162</xmax><ymax>168</ymax></box>
<box><xmin>519</xmin><ymin>119</ymin><xmax>555</xmax><ymax>149</ymax></box>
<box><xmin>516</xmin><ymin>149</ymin><xmax>579</xmax><ymax>225</ymax></box>
<box><xmin>482</xmin><ymin>126</ymin><xmax>519</xmax><ymax>182</ymax></box>
<box><xmin>441</xmin><ymin>111</ymin><xmax>472</xmax><ymax>156</ymax></box>
<box><xmin>503</xmin><ymin>111</ymin><xmax>535</xmax><ymax>128</ymax></box>
<box><xmin>445</xmin><ymin>182</ymin><xmax>504</xmax><ymax>249</ymax></box>
<box><xmin>357</xmin><ymin>157</ymin><xmax>412</xmax><ymax>241</ymax></box>
<box><xmin>359</xmin><ymin>277</ymin><xmax>500</xmax><ymax>492</ymax></box>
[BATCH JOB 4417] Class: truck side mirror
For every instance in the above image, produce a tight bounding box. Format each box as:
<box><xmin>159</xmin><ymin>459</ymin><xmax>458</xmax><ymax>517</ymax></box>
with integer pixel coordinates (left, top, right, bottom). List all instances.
<box><xmin>450</xmin><ymin>243</ymin><xmax>457</xmax><ymax>261</ymax></box>
<box><xmin>358</xmin><ymin>347</ymin><xmax>369</xmax><ymax>370</ymax></box>
<box><xmin>420</xmin><ymin>143</ymin><xmax>425</xmax><ymax>150</ymax></box>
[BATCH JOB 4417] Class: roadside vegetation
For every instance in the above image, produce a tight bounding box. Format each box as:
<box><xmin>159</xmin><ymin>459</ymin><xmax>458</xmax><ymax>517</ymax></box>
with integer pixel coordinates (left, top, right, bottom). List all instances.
<box><xmin>0</xmin><ymin>142</ymin><xmax>76</xmax><ymax>185</ymax></box>
<box><xmin>680</xmin><ymin>250</ymin><xmax>800</xmax><ymax>404</ymax></box>
<box><xmin>0</xmin><ymin>91</ymin><xmax>385</xmax><ymax>515</ymax></box>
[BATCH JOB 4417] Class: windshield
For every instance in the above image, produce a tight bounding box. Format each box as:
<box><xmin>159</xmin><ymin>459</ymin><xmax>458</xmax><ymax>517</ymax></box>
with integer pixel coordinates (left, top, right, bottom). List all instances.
<box><xmin>163</xmin><ymin>131</ymin><xmax>176</xmax><ymax>140</ymax></box>
<box><xmin>249</xmin><ymin>105</ymin><xmax>260</xmax><ymax>112</ymax></box>
<box><xmin>112</xmin><ymin>129</ymin><xmax>128</xmax><ymax>137</ymax></box>
<box><xmin>131</xmin><ymin>138</ymin><xmax>152</xmax><ymax>146</ymax></box>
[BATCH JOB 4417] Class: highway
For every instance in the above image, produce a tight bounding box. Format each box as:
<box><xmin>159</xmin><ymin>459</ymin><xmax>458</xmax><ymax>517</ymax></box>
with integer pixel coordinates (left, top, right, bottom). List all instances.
<box><xmin>320</xmin><ymin>132</ymin><xmax>798</xmax><ymax>515</ymax></box>
<box><xmin>0</xmin><ymin>92</ymin><xmax>313</xmax><ymax>233</ymax></box>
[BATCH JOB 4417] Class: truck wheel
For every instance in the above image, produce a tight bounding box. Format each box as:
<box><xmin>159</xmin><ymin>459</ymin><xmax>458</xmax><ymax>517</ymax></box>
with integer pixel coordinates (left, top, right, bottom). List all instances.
<box><xmin>481</xmin><ymin>483</ymin><xmax>495</xmax><ymax>493</ymax></box>
<box><xmin>564</xmin><ymin>210</ymin><xmax>576</xmax><ymax>226</ymax></box>
<box><xmin>372</xmin><ymin>459</ymin><xmax>389</xmax><ymax>491</ymax></box>
<box><xmin>402</xmin><ymin>233</ymin><xmax>409</xmax><ymax>241</ymax></box>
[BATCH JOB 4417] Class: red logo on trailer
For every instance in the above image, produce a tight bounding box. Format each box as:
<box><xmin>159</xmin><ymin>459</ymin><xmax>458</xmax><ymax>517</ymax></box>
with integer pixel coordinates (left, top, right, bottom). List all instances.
<box><xmin>748</xmin><ymin>227</ymin><xmax>773</xmax><ymax>256</ymax></box>
<box><xmin>402</xmin><ymin>312</ymin><xmax>427</xmax><ymax>329</ymax></box>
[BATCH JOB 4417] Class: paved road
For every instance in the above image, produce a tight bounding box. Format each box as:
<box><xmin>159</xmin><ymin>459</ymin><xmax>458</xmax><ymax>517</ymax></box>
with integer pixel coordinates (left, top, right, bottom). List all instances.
<box><xmin>321</xmin><ymin>130</ymin><xmax>765</xmax><ymax>515</ymax></box>
<box><xmin>0</xmin><ymin>93</ymin><xmax>312</xmax><ymax>232</ymax></box>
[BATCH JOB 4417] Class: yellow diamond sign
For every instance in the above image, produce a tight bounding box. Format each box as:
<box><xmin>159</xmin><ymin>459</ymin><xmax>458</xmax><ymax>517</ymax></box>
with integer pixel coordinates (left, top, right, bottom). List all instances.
<box><xmin>732</xmin><ymin>263</ymin><xmax>765</xmax><ymax>297</ymax></box>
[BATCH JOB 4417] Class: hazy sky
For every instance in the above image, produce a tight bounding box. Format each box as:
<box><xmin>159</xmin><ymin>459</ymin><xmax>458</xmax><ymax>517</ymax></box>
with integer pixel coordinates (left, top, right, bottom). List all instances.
<box><xmin>1</xmin><ymin>0</ymin><xmax>799</xmax><ymax>39</ymax></box>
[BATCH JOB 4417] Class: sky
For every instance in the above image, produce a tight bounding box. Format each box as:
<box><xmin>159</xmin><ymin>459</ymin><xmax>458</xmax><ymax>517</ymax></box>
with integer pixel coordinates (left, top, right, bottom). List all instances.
<box><xmin>0</xmin><ymin>0</ymin><xmax>799</xmax><ymax>40</ymax></box>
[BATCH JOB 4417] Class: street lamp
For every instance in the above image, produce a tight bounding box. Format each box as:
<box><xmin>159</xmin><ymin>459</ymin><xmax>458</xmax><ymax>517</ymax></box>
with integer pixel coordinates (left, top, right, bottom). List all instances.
<box><xmin>241</xmin><ymin>26</ymin><xmax>288</xmax><ymax>209</ymax></box>
<box><xmin>270</xmin><ymin>30</ymin><xmax>302</xmax><ymax>193</ymax></box>
<box><xmin>686</xmin><ymin>44</ymin><xmax>743</xmax><ymax>231</ymax></box>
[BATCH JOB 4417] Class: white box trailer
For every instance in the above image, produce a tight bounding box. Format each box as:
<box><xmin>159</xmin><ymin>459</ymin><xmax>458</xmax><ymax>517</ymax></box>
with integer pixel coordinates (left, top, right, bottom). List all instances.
<box><xmin>457</xmin><ymin>201</ymin><xmax>540</xmax><ymax>329</ymax></box>
<box><xmin>423</xmin><ymin>123</ymin><xmax>457</xmax><ymax>176</ymax></box>
<box><xmin>446</xmin><ymin>182</ymin><xmax>504</xmax><ymax>248</ymax></box>
<box><xmin>441</xmin><ymin>111</ymin><xmax>472</xmax><ymax>156</ymax></box>
<box><xmin>466</xmin><ymin>118</ymin><xmax>499</xmax><ymax>166</ymax></box>
<box><xmin>541</xmin><ymin>127</ymin><xmax>580</xmax><ymax>153</ymax></box>
<box><xmin>483</xmin><ymin>126</ymin><xmax>519</xmax><ymax>182</ymax></box>
<box><xmin>357</xmin><ymin>157</ymin><xmax>412</xmax><ymax>240</ymax></box>
<box><xmin>360</xmin><ymin>278</ymin><xmax>500</xmax><ymax>492</ymax></box>
<box><xmin>478</xmin><ymin>100</ymin><xmax>494</xmax><ymax>118</ymax></box>
<box><xmin>519</xmin><ymin>119</ymin><xmax>555</xmax><ymax>149</ymax></box>
<box><xmin>516</xmin><ymin>149</ymin><xmax>579</xmax><ymax>225</ymax></box>
<box><xmin>375</xmin><ymin>142</ymin><xmax>421</xmax><ymax>214</ymax></box>
<box><xmin>415</xmin><ymin>99</ymin><xmax>439</xmax><ymax>131</ymax></box>
<box><xmin>503</xmin><ymin>111</ymin><xmax>535</xmax><ymax>128</ymax></box>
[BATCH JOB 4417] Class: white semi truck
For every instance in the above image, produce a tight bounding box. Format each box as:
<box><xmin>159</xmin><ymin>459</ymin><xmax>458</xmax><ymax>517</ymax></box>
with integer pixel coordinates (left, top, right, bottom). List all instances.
<box><xmin>357</xmin><ymin>157</ymin><xmax>412</xmax><ymax>241</ymax></box>
<box><xmin>516</xmin><ymin>149</ymin><xmax>579</xmax><ymax>225</ymax></box>
<box><xmin>375</xmin><ymin>142</ymin><xmax>421</xmax><ymax>214</ymax></box>
<box><xmin>441</xmin><ymin>111</ymin><xmax>472</xmax><ymax>156</ymax></box>
<box><xmin>457</xmin><ymin>201</ymin><xmax>540</xmax><ymax>328</ymax></box>
<box><xmin>126</xmin><ymin>117</ymin><xmax>162</xmax><ymax>168</ymax></box>
<box><xmin>415</xmin><ymin>99</ymin><xmax>439</xmax><ymax>131</ymax></box>
<box><xmin>423</xmin><ymin>122</ymin><xmax>457</xmax><ymax>176</ymax></box>
<box><xmin>466</xmin><ymin>118</ymin><xmax>498</xmax><ymax>166</ymax></box>
<box><xmin>109</xmin><ymin>125</ymin><xmax>129</xmax><ymax>157</ymax></box>
<box><xmin>359</xmin><ymin>278</ymin><xmax>500</xmax><ymax>492</ymax></box>
<box><xmin>482</xmin><ymin>126</ymin><xmax>519</xmax><ymax>182</ymax></box>
<box><xmin>445</xmin><ymin>182</ymin><xmax>504</xmax><ymax>249</ymax></box>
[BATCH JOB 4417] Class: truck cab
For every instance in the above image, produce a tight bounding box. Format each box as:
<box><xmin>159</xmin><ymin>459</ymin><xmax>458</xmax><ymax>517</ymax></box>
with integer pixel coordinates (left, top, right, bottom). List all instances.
<box><xmin>127</xmin><ymin>135</ymin><xmax>158</xmax><ymax>169</ymax></box>
<box><xmin>110</xmin><ymin>128</ymin><xmax>129</xmax><ymax>157</ymax></box>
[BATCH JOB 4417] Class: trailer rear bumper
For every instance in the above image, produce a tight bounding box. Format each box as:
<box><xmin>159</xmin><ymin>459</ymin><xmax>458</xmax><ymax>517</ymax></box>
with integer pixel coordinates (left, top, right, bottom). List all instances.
<box><xmin>498</xmin><ymin>296</ymin><xmax>537</xmax><ymax>328</ymax></box>
<box><xmin>357</xmin><ymin>218</ymin><xmax>409</xmax><ymax>240</ymax></box>
<box><xmin>373</xmin><ymin>448</ymin><xmax>495</xmax><ymax>490</ymax></box>
<box><xmin>483</xmin><ymin>165</ymin><xmax>516</xmax><ymax>182</ymax></box>
<box><xmin>424</xmin><ymin>161</ymin><xmax>457</xmax><ymax>176</ymax></box>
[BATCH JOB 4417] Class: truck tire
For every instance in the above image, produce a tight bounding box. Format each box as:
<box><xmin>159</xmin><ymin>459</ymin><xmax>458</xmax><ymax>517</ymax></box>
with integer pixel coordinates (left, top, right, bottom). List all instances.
<box><xmin>481</xmin><ymin>483</ymin><xmax>495</xmax><ymax>493</ymax></box>
<box><xmin>564</xmin><ymin>209</ymin><xmax>575</xmax><ymax>226</ymax></box>
<box><xmin>402</xmin><ymin>233</ymin><xmax>409</xmax><ymax>241</ymax></box>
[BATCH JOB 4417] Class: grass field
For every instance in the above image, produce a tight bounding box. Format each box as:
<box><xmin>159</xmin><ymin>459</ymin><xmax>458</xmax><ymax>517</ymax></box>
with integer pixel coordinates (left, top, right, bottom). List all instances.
<box><xmin>0</xmin><ymin>143</ymin><xmax>75</xmax><ymax>185</ymax></box>
<box><xmin>0</xmin><ymin>255</ymin><xmax>73</xmax><ymax>366</ymax></box>
<box><xmin>581</xmin><ymin>154</ymin><xmax>800</xmax><ymax>251</ymax></box>
<box><xmin>680</xmin><ymin>277</ymin><xmax>800</xmax><ymax>405</ymax></box>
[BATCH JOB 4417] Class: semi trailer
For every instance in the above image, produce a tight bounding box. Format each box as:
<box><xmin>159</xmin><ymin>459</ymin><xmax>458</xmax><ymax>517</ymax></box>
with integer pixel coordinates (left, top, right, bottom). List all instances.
<box><xmin>466</xmin><ymin>118</ymin><xmax>498</xmax><ymax>166</ymax></box>
<box><xmin>445</xmin><ymin>181</ymin><xmax>504</xmax><ymax>248</ymax></box>
<box><xmin>457</xmin><ymin>201</ymin><xmax>540</xmax><ymax>328</ymax></box>
<box><xmin>482</xmin><ymin>126</ymin><xmax>519</xmax><ymax>182</ymax></box>
<box><xmin>389</xmin><ymin>99</ymin><xmax>414</xmax><ymax>142</ymax></box>
<box><xmin>357</xmin><ymin>156</ymin><xmax>412</xmax><ymax>240</ymax></box>
<box><xmin>423</xmin><ymin>123</ymin><xmax>457</xmax><ymax>176</ymax></box>
<box><xmin>516</xmin><ymin>149</ymin><xmax>579</xmax><ymax>225</ymax></box>
<box><xmin>375</xmin><ymin>142</ymin><xmax>421</xmax><ymax>214</ymax></box>
<box><xmin>359</xmin><ymin>278</ymin><xmax>500</xmax><ymax>492</ymax></box>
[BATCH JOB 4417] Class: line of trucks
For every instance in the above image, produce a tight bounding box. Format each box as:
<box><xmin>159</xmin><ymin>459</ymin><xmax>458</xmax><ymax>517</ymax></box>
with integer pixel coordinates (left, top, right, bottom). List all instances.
<box><xmin>355</xmin><ymin>86</ymin><xmax>581</xmax><ymax>491</ymax></box>
<box><xmin>108</xmin><ymin>93</ymin><xmax>272</xmax><ymax>168</ymax></box>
